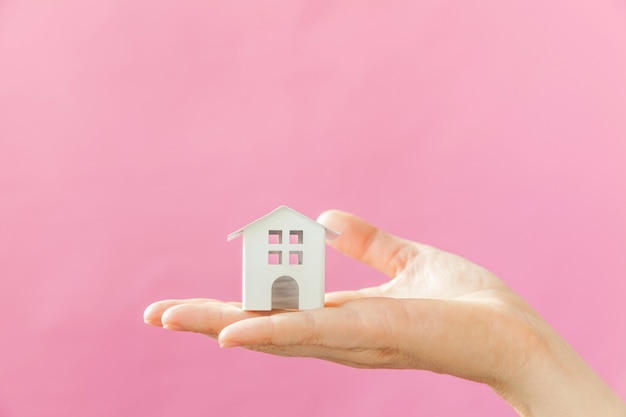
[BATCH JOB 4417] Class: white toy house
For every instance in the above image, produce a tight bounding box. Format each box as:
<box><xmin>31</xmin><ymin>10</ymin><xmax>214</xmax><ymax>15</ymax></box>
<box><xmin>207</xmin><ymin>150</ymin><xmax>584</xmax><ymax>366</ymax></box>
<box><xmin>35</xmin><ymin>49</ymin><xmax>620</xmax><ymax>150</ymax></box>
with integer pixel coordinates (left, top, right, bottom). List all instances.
<box><xmin>227</xmin><ymin>206</ymin><xmax>339</xmax><ymax>311</ymax></box>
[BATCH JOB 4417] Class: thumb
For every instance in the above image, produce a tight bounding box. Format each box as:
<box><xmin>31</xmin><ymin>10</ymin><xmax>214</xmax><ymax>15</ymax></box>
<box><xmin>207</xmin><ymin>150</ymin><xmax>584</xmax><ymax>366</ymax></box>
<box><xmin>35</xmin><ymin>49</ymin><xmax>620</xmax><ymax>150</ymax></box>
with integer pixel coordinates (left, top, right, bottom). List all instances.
<box><xmin>317</xmin><ymin>210</ymin><xmax>425</xmax><ymax>277</ymax></box>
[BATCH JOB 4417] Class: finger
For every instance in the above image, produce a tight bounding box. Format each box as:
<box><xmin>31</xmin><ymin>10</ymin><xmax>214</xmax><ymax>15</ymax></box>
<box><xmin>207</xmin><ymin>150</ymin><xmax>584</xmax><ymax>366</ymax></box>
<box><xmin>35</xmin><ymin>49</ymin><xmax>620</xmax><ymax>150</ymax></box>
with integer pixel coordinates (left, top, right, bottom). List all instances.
<box><xmin>217</xmin><ymin>298</ymin><xmax>432</xmax><ymax>369</ymax></box>
<box><xmin>219</xmin><ymin>297</ymin><xmax>517</xmax><ymax>382</ymax></box>
<box><xmin>143</xmin><ymin>298</ymin><xmax>219</xmax><ymax>327</ymax></box>
<box><xmin>161</xmin><ymin>302</ymin><xmax>258</xmax><ymax>336</ymax></box>
<box><xmin>324</xmin><ymin>288</ymin><xmax>380</xmax><ymax>306</ymax></box>
<box><xmin>160</xmin><ymin>302</ymin><xmax>290</xmax><ymax>334</ymax></box>
<box><xmin>317</xmin><ymin>210</ymin><xmax>426</xmax><ymax>277</ymax></box>
<box><xmin>240</xmin><ymin>344</ymin><xmax>384</xmax><ymax>369</ymax></box>
<box><xmin>218</xmin><ymin>299</ymin><xmax>390</xmax><ymax>349</ymax></box>
<box><xmin>324</xmin><ymin>291</ymin><xmax>367</xmax><ymax>306</ymax></box>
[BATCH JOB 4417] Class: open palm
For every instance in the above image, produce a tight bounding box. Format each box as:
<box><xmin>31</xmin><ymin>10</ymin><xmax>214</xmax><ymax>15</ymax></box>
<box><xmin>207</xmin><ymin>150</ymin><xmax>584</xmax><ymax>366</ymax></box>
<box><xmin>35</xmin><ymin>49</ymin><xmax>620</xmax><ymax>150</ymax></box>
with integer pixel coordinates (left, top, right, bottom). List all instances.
<box><xmin>145</xmin><ymin>210</ymin><xmax>542</xmax><ymax>381</ymax></box>
<box><xmin>144</xmin><ymin>210</ymin><xmax>625</xmax><ymax>416</ymax></box>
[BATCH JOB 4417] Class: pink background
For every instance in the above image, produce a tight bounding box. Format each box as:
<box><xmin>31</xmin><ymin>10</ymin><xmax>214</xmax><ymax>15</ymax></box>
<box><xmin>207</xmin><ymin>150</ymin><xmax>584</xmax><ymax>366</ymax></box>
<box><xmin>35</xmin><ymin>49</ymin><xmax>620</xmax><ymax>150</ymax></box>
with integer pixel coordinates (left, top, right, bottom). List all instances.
<box><xmin>1</xmin><ymin>1</ymin><xmax>625</xmax><ymax>416</ymax></box>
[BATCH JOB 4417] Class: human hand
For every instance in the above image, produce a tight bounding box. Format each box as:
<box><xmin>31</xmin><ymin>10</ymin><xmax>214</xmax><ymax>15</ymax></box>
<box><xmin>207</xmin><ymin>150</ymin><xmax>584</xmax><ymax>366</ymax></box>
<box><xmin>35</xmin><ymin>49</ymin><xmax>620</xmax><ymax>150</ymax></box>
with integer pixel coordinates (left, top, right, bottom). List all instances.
<box><xmin>144</xmin><ymin>210</ymin><xmax>626</xmax><ymax>417</ymax></box>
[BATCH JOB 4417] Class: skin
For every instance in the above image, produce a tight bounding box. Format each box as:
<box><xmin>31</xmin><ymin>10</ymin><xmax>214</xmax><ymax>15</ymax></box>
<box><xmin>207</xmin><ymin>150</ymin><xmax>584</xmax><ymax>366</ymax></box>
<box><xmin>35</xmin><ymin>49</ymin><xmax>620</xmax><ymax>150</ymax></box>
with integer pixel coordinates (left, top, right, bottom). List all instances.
<box><xmin>144</xmin><ymin>210</ymin><xmax>626</xmax><ymax>417</ymax></box>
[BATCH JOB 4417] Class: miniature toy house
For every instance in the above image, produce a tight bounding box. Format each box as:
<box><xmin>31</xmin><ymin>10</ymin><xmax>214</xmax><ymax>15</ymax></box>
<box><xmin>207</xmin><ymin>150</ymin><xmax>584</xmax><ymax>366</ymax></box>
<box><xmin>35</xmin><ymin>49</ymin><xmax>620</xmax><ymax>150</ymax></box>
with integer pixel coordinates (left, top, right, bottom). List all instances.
<box><xmin>227</xmin><ymin>206</ymin><xmax>339</xmax><ymax>311</ymax></box>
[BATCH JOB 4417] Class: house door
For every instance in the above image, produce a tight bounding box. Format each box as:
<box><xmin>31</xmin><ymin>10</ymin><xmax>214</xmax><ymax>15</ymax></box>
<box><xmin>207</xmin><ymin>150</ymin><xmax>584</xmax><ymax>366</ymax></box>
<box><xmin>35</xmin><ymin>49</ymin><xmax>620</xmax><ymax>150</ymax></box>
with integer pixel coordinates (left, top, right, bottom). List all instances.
<box><xmin>272</xmin><ymin>276</ymin><xmax>299</xmax><ymax>309</ymax></box>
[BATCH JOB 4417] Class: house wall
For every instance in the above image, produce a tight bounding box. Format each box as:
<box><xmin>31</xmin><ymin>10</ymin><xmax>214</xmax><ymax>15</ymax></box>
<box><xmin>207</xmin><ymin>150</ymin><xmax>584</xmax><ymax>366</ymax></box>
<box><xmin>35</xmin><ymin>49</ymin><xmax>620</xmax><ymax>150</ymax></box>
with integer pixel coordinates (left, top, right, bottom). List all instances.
<box><xmin>242</xmin><ymin>210</ymin><xmax>325</xmax><ymax>310</ymax></box>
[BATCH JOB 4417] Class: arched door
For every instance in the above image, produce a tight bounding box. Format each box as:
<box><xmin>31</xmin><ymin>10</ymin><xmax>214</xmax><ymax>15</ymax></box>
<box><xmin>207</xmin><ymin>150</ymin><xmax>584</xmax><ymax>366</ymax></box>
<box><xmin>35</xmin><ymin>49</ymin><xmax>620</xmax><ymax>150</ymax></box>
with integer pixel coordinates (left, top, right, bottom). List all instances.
<box><xmin>271</xmin><ymin>276</ymin><xmax>299</xmax><ymax>309</ymax></box>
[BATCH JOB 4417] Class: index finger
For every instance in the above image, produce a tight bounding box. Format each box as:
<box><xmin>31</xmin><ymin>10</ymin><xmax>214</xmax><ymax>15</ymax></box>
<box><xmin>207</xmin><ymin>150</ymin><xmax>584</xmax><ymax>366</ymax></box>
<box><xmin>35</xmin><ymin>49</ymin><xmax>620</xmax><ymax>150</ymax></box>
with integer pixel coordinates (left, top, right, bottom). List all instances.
<box><xmin>217</xmin><ymin>300</ymin><xmax>382</xmax><ymax>349</ymax></box>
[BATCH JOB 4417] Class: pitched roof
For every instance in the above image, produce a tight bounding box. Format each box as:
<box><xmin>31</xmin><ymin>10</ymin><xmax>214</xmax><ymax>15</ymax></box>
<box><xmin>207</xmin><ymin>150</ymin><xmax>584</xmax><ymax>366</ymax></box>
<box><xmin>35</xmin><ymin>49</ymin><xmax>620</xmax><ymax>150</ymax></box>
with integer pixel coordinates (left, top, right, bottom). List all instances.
<box><xmin>227</xmin><ymin>205</ymin><xmax>340</xmax><ymax>241</ymax></box>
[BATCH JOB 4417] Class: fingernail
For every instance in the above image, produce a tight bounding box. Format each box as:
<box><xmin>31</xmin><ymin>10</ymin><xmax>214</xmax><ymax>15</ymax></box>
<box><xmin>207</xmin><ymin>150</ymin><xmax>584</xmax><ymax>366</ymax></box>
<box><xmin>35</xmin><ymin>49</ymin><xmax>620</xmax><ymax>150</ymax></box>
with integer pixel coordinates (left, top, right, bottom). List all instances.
<box><xmin>219</xmin><ymin>340</ymin><xmax>236</xmax><ymax>348</ymax></box>
<box><xmin>163</xmin><ymin>323</ymin><xmax>187</xmax><ymax>331</ymax></box>
<box><xmin>218</xmin><ymin>336</ymin><xmax>241</xmax><ymax>348</ymax></box>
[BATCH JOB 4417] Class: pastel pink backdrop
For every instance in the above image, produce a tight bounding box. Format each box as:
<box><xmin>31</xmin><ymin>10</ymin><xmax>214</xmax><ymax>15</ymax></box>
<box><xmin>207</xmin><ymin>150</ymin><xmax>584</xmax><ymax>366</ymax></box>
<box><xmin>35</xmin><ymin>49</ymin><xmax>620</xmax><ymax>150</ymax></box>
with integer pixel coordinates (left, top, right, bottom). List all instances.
<box><xmin>1</xmin><ymin>1</ymin><xmax>625</xmax><ymax>416</ymax></box>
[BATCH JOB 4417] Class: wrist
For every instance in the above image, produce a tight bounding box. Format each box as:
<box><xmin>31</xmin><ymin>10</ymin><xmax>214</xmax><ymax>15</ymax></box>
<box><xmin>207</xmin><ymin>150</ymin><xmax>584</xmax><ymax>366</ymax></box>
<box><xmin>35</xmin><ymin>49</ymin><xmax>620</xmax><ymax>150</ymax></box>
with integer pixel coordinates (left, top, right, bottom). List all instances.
<box><xmin>496</xmin><ymin>324</ymin><xmax>626</xmax><ymax>417</ymax></box>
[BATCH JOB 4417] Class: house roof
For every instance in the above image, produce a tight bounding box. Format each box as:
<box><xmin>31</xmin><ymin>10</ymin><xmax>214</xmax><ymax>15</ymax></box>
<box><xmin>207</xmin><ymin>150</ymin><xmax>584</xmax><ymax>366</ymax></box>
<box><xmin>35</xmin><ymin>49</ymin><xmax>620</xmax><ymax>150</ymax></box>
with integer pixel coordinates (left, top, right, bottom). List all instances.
<box><xmin>227</xmin><ymin>205</ymin><xmax>340</xmax><ymax>242</ymax></box>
